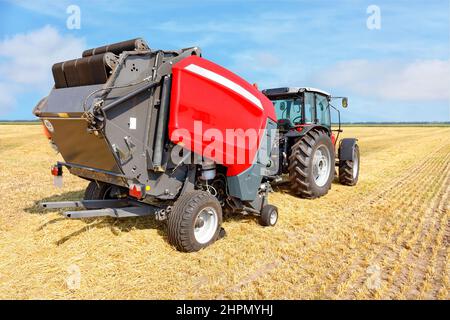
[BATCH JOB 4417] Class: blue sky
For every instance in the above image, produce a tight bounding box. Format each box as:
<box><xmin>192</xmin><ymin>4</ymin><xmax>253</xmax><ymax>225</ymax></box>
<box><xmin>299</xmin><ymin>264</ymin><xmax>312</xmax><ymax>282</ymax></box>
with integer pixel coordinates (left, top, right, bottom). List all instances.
<box><xmin>0</xmin><ymin>0</ymin><xmax>449</xmax><ymax>121</ymax></box>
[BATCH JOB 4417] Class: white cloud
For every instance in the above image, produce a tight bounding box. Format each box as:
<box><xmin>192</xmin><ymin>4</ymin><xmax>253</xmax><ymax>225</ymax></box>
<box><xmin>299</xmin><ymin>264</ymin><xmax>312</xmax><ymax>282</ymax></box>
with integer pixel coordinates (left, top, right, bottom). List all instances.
<box><xmin>231</xmin><ymin>55</ymin><xmax>450</xmax><ymax>104</ymax></box>
<box><xmin>0</xmin><ymin>25</ymin><xmax>85</xmax><ymax>86</ymax></box>
<box><xmin>0</xmin><ymin>25</ymin><xmax>85</xmax><ymax>115</ymax></box>
<box><xmin>227</xmin><ymin>53</ymin><xmax>450</xmax><ymax>122</ymax></box>
<box><xmin>0</xmin><ymin>83</ymin><xmax>17</xmax><ymax>113</ymax></box>
<box><xmin>313</xmin><ymin>59</ymin><xmax>450</xmax><ymax>102</ymax></box>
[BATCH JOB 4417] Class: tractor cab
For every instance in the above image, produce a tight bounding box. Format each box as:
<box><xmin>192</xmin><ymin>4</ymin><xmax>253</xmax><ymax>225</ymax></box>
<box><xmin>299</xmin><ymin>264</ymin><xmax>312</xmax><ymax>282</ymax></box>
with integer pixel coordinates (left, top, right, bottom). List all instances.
<box><xmin>262</xmin><ymin>87</ymin><xmax>332</xmax><ymax>132</ymax></box>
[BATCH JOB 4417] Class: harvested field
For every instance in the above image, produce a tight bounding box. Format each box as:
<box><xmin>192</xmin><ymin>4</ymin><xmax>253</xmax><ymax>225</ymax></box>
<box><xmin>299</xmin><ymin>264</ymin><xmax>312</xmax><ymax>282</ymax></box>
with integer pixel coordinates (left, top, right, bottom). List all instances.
<box><xmin>0</xmin><ymin>125</ymin><xmax>448</xmax><ymax>299</ymax></box>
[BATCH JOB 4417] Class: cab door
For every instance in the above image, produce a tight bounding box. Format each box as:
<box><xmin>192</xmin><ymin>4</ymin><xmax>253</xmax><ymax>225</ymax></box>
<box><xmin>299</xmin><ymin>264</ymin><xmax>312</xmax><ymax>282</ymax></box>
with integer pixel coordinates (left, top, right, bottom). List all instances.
<box><xmin>314</xmin><ymin>93</ymin><xmax>331</xmax><ymax>128</ymax></box>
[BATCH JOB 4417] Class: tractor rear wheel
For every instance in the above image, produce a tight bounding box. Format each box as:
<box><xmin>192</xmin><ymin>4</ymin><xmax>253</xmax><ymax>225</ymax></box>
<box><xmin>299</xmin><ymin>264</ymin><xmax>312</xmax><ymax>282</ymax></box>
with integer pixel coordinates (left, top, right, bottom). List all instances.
<box><xmin>168</xmin><ymin>191</ymin><xmax>222</xmax><ymax>252</ymax></box>
<box><xmin>339</xmin><ymin>144</ymin><xmax>360</xmax><ymax>186</ymax></box>
<box><xmin>288</xmin><ymin>129</ymin><xmax>335</xmax><ymax>198</ymax></box>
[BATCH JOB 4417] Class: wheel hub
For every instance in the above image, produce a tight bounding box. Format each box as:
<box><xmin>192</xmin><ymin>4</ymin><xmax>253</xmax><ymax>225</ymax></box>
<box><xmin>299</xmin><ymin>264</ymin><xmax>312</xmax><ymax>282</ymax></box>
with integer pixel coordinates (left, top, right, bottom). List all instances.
<box><xmin>312</xmin><ymin>146</ymin><xmax>331</xmax><ymax>187</ymax></box>
<box><xmin>195</xmin><ymin>217</ymin><xmax>205</xmax><ymax>228</ymax></box>
<box><xmin>352</xmin><ymin>148</ymin><xmax>359</xmax><ymax>179</ymax></box>
<box><xmin>194</xmin><ymin>207</ymin><xmax>218</xmax><ymax>244</ymax></box>
<box><xmin>269</xmin><ymin>211</ymin><xmax>277</xmax><ymax>225</ymax></box>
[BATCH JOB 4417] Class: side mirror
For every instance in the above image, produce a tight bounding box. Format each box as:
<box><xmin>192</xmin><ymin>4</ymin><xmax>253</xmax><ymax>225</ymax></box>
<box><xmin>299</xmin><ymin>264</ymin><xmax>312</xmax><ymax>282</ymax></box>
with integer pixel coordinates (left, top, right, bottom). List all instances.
<box><xmin>342</xmin><ymin>97</ymin><xmax>348</xmax><ymax>108</ymax></box>
<box><xmin>280</xmin><ymin>102</ymin><xmax>286</xmax><ymax>111</ymax></box>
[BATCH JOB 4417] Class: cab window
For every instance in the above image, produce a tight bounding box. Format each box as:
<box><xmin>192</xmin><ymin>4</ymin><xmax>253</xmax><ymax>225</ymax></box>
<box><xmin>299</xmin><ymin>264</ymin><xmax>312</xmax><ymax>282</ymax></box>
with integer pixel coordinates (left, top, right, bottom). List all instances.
<box><xmin>272</xmin><ymin>98</ymin><xmax>302</xmax><ymax>124</ymax></box>
<box><xmin>304</xmin><ymin>92</ymin><xmax>315</xmax><ymax>123</ymax></box>
<box><xmin>315</xmin><ymin>93</ymin><xmax>331</xmax><ymax>127</ymax></box>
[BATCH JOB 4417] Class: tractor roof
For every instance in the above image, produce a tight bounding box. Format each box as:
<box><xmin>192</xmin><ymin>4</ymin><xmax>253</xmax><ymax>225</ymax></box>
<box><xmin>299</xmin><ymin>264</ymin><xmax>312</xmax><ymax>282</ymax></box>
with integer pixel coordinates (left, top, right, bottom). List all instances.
<box><xmin>263</xmin><ymin>87</ymin><xmax>331</xmax><ymax>98</ymax></box>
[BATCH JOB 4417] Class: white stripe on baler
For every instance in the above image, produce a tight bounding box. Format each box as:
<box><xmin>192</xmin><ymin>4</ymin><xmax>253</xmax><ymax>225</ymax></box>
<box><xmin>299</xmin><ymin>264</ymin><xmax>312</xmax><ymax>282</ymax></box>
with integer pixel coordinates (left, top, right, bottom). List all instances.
<box><xmin>184</xmin><ymin>64</ymin><xmax>263</xmax><ymax>110</ymax></box>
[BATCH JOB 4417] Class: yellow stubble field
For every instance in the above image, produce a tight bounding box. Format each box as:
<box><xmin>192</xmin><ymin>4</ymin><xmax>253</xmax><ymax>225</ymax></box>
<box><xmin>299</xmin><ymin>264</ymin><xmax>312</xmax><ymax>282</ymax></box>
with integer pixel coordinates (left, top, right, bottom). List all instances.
<box><xmin>0</xmin><ymin>125</ymin><xmax>448</xmax><ymax>299</ymax></box>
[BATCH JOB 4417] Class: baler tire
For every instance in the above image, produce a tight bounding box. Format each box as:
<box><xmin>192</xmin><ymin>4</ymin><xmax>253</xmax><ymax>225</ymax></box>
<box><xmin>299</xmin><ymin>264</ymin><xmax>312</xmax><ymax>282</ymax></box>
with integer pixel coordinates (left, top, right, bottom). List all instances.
<box><xmin>339</xmin><ymin>144</ymin><xmax>360</xmax><ymax>186</ymax></box>
<box><xmin>259</xmin><ymin>205</ymin><xmax>278</xmax><ymax>227</ymax></box>
<box><xmin>84</xmin><ymin>181</ymin><xmax>113</xmax><ymax>200</ymax></box>
<box><xmin>167</xmin><ymin>191</ymin><xmax>222</xmax><ymax>252</ymax></box>
<box><xmin>288</xmin><ymin>129</ymin><xmax>335</xmax><ymax>199</ymax></box>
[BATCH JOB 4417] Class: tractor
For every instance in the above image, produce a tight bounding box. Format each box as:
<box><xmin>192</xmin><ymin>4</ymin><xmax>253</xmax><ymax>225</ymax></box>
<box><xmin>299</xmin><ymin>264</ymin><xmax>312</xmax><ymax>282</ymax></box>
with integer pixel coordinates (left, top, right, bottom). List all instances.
<box><xmin>262</xmin><ymin>87</ymin><xmax>360</xmax><ymax>198</ymax></box>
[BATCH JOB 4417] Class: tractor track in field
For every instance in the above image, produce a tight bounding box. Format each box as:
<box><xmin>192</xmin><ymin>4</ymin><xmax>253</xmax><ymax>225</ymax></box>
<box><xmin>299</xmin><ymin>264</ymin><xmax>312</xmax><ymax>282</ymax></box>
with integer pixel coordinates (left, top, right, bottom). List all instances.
<box><xmin>316</xmin><ymin>147</ymin><xmax>445</xmax><ymax>298</ymax></box>
<box><xmin>406</xmin><ymin>182</ymin><xmax>449</xmax><ymax>299</ymax></box>
<box><xmin>348</xmin><ymin>155</ymin><xmax>448</xmax><ymax>298</ymax></box>
<box><xmin>306</xmin><ymin>145</ymin><xmax>447</xmax><ymax>298</ymax></box>
<box><xmin>353</xmin><ymin>143</ymin><xmax>449</xmax><ymax>210</ymax></box>
<box><xmin>425</xmin><ymin>205</ymin><xmax>449</xmax><ymax>299</ymax></box>
<box><xmin>414</xmin><ymin>186</ymin><xmax>448</xmax><ymax>299</ymax></box>
<box><xmin>426</xmin><ymin>173</ymin><xmax>450</xmax><ymax>300</ymax></box>
<box><xmin>382</xmin><ymin>165</ymin><xmax>449</xmax><ymax>299</ymax></box>
<box><xmin>341</xmin><ymin>147</ymin><xmax>450</xmax><ymax>299</ymax></box>
<box><xmin>319</xmin><ymin>144</ymin><xmax>448</xmax><ymax>295</ymax></box>
<box><xmin>216</xmin><ymin>143</ymin><xmax>450</xmax><ymax>299</ymax></box>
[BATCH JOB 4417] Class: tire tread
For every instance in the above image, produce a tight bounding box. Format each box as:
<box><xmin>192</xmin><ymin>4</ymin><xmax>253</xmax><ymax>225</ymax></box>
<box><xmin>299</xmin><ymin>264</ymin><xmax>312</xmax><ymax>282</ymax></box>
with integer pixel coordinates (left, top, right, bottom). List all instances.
<box><xmin>288</xmin><ymin>129</ymin><xmax>334</xmax><ymax>199</ymax></box>
<box><xmin>168</xmin><ymin>191</ymin><xmax>222</xmax><ymax>252</ymax></box>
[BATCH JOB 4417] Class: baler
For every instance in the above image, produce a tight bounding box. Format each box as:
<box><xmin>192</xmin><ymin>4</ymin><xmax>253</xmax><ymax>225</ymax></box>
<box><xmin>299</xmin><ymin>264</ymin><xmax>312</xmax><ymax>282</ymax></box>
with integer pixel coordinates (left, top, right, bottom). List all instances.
<box><xmin>33</xmin><ymin>38</ymin><xmax>279</xmax><ymax>252</ymax></box>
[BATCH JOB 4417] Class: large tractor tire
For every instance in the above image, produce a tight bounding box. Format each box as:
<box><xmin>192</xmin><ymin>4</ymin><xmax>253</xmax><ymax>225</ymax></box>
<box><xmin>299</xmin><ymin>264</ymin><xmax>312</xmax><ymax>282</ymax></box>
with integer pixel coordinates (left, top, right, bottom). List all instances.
<box><xmin>288</xmin><ymin>129</ymin><xmax>335</xmax><ymax>198</ymax></box>
<box><xmin>168</xmin><ymin>191</ymin><xmax>222</xmax><ymax>252</ymax></box>
<box><xmin>339</xmin><ymin>144</ymin><xmax>360</xmax><ymax>186</ymax></box>
<box><xmin>84</xmin><ymin>181</ymin><xmax>114</xmax><ymax>200</ymax></box>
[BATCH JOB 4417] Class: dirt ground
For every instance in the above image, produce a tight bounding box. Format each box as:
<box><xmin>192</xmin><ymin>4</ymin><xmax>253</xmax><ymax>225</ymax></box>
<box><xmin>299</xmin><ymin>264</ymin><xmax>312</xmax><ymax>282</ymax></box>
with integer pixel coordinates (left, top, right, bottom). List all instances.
<box><xmin>0</xmin><ymin>125</ymin><xmax>448</xmax><ymax>299</ymax></box>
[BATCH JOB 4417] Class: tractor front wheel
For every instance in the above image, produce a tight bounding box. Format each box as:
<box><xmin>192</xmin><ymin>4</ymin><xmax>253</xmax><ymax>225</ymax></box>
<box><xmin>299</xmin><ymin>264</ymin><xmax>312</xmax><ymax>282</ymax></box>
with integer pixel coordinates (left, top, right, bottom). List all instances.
<box><xmin>339</xmin><ymin>144</ymin><xmax>360</xmax><ymax>186</ymax></box>
<box><xmin>288</xmin><ymin>129</ymin><xmax>335</xmax><ymax>198</ymax></box>
<box><xmin>168</xmin><ymin>191</ymin><xmax>223</xmax><ymax>252</ymax></box>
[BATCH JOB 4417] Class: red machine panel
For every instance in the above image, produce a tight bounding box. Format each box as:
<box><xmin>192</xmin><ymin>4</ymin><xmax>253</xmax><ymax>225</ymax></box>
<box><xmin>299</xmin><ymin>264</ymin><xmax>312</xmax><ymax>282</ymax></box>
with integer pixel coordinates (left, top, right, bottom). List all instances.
<box><xmin>169</xmin><ymin>56</ymin><xmax>276</xmax><ymax>176</ymax></box>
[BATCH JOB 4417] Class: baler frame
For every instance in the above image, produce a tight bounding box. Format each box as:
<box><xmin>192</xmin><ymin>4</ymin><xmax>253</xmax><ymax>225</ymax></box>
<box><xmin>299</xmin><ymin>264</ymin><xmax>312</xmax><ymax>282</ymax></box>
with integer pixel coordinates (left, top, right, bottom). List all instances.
<box><xmin>34</xmin><ymin>38</ymin><xmax>280</xmax><ymax>252</ymax></box>
<box><xmin>40</xmin><ymin>198</ymin><xmax>164</xmax><ymax>219</ymax></box>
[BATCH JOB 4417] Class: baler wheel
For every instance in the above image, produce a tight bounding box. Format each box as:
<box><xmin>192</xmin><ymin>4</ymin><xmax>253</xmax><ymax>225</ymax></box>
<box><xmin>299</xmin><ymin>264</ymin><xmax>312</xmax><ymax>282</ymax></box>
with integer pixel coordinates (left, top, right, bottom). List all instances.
<box><xmin>167</xmin><ymin>191</ymin><xmax>222</xmax><ymax>252</ymax></box>
<box><xmin>259</xmin><ymin>205</ymin><xmax>278</xmax><ymax>227</ymax></box>
<box><xmin>339</xmin><ymin>144</ymin><xmax>360</xmax><ymax>186</ymax></box>
<box><xmin>84</xmin><ymin>181</ymin><xmax>114</xmax><ymax>200</ymax></box>
<box><xmin>288</xmin><ymin>129</ymin><xmax>335</xmax><ymax>198</ymax></box>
